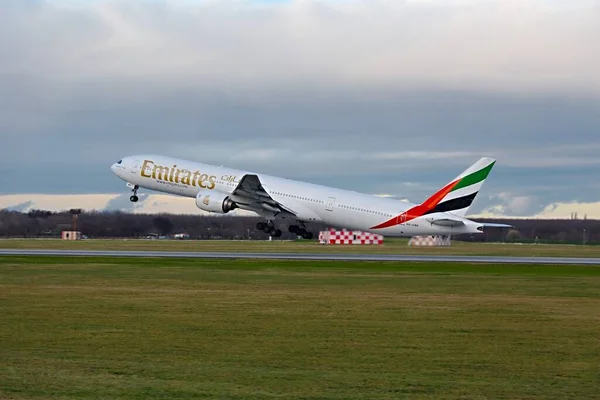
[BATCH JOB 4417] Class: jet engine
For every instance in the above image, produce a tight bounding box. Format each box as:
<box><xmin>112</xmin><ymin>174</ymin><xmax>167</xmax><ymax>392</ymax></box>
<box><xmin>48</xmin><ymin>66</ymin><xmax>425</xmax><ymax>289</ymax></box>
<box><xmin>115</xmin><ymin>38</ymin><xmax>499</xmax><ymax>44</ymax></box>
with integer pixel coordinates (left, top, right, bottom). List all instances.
<box><xmin>195</xmin><ymin>190</ymin><xmax>238</xmax><ymax>214</ymax></box>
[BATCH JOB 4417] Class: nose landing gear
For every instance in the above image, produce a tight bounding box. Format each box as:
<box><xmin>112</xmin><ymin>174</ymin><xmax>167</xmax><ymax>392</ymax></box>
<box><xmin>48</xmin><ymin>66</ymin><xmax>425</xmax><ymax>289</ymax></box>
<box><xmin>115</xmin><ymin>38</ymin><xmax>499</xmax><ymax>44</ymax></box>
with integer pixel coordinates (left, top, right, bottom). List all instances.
<box><xmin>129</xmin><ymin>185</ymin><xmax>139</xmax><ymax>203</ymax></box>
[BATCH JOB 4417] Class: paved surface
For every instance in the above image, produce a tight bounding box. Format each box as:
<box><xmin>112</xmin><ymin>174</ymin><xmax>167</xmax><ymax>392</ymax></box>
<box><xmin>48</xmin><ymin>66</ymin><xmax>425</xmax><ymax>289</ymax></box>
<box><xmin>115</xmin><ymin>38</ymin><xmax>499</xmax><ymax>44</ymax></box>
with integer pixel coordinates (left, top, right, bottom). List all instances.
<box><xmin>1</xmin><ymin>249</ymin><xmax>599</xmax><ymax>264</ymax></box>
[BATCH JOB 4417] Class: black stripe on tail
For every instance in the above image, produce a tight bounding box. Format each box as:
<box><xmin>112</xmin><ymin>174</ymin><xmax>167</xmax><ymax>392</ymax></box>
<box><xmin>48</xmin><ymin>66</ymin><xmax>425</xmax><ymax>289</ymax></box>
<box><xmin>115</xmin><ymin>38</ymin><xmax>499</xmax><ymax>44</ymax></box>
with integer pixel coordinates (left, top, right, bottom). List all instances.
<box><xmin>423</xmin><ymin>192</ymin><xmax>477</xmax><ymax>215</ymax></box>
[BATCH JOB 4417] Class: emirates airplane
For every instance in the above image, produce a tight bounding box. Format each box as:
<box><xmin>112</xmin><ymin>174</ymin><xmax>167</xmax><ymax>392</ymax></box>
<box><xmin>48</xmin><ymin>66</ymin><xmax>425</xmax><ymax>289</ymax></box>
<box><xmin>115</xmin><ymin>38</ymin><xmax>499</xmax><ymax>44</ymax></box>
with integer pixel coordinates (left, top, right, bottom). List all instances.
<box><xmin>111</xmin><ymin>155</ymin><xmax>510</xmax><ymax>238</ymax></box>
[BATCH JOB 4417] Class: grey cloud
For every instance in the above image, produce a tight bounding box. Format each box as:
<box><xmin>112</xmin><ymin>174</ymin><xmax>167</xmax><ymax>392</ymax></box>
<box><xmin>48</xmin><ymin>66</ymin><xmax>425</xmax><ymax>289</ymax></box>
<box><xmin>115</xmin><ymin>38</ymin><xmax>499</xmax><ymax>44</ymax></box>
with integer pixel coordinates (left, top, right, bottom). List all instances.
<box><xmin>1</xmin><ymin>0</ymin><xmax>599</xmax><ymax>217</ymax></box>
<box><xmin>104</xmin><ymin>193</ymin><xmax>151</xmax><ymax>212</ymax></box>
<box><xmin>3</xmin><ymin>201</ymin><xmax>34</xmax><ymax>213</ymax></box>
<box><xmin>2</xmin><ymin>85</ymin><xmax>600</xmax><ymax>210</ymax></box>
<box><xmin>1</xmin><ymin>0</ymin><xmax>599</xmax><ymax>93</ymax></box>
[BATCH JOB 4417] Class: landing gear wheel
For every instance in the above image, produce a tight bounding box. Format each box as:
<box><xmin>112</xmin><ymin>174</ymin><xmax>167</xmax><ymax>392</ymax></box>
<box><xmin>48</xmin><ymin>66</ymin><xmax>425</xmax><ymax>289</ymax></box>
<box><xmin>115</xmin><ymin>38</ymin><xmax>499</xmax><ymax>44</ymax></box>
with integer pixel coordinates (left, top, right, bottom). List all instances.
<box><xmin>257</xmin><ymin>222</ymin><xmax>266</xmax><ymax>231</ymax></box>
<box><xmin>269</xmin><ymin>227</ymin><xmax>282</xmax><ymax>237</ymax></box>
<box><xmin>302</xmin><ymin>231</ymin><xmax>313</xmax><ymax>240</ymax></box>
<box><xmin>289</xmin><ymin>222</ymin><xmax>312</xmax><ymax>239</ymax></box>
<box><xmin>129</xmin><ymin>184</ymin><xmax>140</xmax><ymax>202</ymax></box>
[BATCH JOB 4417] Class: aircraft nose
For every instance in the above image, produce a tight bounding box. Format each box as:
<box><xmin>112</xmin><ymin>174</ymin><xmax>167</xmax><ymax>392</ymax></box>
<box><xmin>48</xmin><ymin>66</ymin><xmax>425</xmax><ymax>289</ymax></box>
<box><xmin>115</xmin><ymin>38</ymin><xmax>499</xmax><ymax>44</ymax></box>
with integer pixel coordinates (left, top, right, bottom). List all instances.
<box><xmin>111</xmin><ymin>160</ymin><xmax>123</xmax><ymax>175</ymax></box>
<box><xmin>110</xmin><ymin>162</ymin><xmax>123</xmax><ymax>176</ymax></box>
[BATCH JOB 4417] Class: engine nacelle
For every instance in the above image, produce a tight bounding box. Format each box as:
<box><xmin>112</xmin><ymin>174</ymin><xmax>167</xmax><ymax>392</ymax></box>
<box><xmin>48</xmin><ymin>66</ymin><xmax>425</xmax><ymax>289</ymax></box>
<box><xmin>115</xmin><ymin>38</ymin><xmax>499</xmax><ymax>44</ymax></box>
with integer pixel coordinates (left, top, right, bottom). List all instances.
<box><xmin>195</xmin><ymin>190</ymin><xmax>238</xmax><ymax>214</ymax></box>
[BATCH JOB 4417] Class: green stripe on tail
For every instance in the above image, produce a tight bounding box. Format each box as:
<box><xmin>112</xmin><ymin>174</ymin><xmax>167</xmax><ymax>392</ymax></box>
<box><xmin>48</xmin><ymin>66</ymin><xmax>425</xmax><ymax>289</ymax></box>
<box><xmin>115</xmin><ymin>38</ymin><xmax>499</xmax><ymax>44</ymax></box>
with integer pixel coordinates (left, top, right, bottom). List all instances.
<box><xmin>451</xmin><ymin>161</ymin><xmax>496</xmax><ymax>192</ymax></box>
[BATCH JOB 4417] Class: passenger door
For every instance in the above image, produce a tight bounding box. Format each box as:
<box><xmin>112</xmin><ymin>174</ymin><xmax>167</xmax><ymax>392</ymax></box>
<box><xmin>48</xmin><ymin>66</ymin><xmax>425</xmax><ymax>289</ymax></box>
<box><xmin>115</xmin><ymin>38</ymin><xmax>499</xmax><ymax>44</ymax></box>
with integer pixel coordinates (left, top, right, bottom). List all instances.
<box><xmin>325</xmin><ymin>196</ymin><xmax>335</xmax><ymax>211</ymax></box>
<box><xmin>131</xmin><ymin>159</ymin><xmax>141</xmax><ymax>176</ymax></box>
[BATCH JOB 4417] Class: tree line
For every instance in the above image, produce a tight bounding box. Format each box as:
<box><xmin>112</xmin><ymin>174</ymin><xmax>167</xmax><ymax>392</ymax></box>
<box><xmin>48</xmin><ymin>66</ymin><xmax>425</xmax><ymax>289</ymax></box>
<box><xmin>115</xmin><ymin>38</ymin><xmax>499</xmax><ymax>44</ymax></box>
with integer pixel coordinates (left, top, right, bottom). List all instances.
<box><xmin>0</xmin><ymin>209</ymin><xmax>599</xmax><ymax>243</ymax></box>
<box><xmin>0</xmin><ymin>209</ymin><xmax>328</xmax><ymax>240</ymax></box>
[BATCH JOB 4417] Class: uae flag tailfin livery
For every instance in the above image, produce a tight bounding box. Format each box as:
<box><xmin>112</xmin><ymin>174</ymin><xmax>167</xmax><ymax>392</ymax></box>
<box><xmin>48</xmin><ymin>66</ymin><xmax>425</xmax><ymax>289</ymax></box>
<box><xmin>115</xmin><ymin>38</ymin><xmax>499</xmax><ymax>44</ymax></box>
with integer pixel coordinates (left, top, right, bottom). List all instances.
<box><xmin>370</xmin><ymin>157</ymin><xmax>497</xmax><ymax>230</ymax></box>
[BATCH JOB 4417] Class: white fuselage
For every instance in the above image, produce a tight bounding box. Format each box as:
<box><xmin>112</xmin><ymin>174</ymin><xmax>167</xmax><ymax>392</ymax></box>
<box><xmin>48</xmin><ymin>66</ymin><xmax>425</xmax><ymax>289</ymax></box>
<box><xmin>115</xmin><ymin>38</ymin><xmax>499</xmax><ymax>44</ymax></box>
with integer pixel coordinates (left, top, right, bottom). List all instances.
<box><xmin>111</xmin><ymin>154</ymin><xmax>483</xmax><ymax>237</ymax></box>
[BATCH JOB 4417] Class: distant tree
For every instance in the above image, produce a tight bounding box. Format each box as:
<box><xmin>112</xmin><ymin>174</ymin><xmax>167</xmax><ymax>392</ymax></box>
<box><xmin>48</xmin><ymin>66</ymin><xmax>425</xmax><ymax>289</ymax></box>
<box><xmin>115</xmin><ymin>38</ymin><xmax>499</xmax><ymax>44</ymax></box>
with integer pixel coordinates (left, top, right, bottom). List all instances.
<box><xmin>153</xmin><ymin>216</ymin><xmax>174</xmax><ymax>235</ymax></box>
<box><xmin>27</xmin><ymin>209</ymin><xmax>53</xmax><ymax>219</ymax></box>
<box><xmin>3</xmin><ymin>209</ymin><xmax>600</xmax><ymax>242</ymax></box>
<box><xmin>506</xmin><ymin>229</ymin><xmax>522</xmax><ymax>242</ymax></box>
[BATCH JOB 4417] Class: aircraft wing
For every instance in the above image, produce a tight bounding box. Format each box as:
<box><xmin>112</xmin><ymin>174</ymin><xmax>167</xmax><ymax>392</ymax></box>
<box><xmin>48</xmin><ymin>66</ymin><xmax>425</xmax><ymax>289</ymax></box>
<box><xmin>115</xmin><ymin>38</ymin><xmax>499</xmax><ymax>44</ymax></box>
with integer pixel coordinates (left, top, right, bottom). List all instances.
<box><xmin>229</xmin><ymin>174</ymin><xmax>297</xmax><ymax>216</ymax></box>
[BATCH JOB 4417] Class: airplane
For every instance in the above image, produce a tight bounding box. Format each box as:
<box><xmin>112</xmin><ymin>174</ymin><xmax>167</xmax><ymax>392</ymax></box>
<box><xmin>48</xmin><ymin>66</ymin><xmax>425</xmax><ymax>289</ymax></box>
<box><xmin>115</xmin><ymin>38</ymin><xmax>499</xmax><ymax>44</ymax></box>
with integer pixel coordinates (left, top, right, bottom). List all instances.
<box><xmin>111</xmin><ymin>155</ymin><xmax>511</xmax><ymax>238</ymax></box>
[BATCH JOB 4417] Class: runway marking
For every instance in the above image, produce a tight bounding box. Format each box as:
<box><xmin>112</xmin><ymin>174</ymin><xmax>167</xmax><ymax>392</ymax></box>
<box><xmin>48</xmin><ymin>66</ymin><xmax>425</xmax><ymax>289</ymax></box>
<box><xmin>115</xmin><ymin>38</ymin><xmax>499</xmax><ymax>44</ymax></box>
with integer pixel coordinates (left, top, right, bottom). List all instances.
<box><xmin>1</xmin><ymin>249</ymin><xmax>600</xmax><ymax>265</ymax></box>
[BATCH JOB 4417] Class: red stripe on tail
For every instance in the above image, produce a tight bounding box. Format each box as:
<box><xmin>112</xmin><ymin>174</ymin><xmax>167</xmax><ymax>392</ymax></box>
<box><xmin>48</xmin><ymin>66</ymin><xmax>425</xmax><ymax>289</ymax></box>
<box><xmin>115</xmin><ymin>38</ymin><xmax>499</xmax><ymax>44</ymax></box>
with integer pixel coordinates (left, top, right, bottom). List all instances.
<box><xmin>370</xmin><ymin>179</ymin><xmax>460</xmax><ymax>229</ymax></box>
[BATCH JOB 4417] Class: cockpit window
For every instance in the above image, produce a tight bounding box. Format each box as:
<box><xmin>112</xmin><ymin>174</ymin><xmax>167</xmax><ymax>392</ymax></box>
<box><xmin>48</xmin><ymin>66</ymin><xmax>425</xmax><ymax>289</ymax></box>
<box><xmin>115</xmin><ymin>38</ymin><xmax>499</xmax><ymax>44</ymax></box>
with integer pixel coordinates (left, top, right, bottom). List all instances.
<box><xmin>117</xmin><ymin>160</ymin><xmax>122</xmax><ymax>164</ymax></box>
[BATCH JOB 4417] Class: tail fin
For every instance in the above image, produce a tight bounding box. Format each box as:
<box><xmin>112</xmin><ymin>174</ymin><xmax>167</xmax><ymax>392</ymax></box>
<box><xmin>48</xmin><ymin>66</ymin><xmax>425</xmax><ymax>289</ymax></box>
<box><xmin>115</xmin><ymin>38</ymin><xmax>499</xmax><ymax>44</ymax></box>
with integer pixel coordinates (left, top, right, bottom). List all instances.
<box><xmin>421</xmin><ymin>157</ymin><xmax>496</xmax><ymax>218</ymax></box>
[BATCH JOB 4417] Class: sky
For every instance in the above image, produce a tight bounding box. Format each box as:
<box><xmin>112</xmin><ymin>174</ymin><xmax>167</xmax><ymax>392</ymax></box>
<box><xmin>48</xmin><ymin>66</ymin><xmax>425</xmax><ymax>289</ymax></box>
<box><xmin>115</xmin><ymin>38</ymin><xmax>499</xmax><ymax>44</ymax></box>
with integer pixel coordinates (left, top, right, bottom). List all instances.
<box><xmin>1</xmin><ymin>0</ymin><xmax>600</xmax><ymax>218</ymax></box>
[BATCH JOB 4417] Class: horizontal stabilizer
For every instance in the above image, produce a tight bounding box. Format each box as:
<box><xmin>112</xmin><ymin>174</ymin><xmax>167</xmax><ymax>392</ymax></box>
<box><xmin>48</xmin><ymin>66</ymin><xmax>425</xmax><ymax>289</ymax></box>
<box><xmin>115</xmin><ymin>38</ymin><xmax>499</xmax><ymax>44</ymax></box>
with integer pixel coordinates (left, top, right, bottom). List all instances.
<box><xmin>426</xmin><ymin>217</ymin><xmax>465</xmax><ymax>227</ymax></box>
<box><xmin>478</xmin><ymin>222</ymin><xmax>514</xmax><ymax>229</ymax></box>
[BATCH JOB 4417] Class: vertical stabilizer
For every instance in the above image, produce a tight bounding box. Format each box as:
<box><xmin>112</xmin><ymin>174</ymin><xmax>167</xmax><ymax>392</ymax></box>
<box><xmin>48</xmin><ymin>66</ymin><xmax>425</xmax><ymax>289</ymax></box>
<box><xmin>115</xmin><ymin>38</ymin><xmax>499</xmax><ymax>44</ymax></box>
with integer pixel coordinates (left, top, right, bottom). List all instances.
<box><xmin>369</xmin><ymin>157</ymin><xmax>496</xmax><ymax>230</ymax></box>
<box><xmin>422</xmin><ymin>157</ymin><xmax>496</xmax><ymax>217</ymax></box>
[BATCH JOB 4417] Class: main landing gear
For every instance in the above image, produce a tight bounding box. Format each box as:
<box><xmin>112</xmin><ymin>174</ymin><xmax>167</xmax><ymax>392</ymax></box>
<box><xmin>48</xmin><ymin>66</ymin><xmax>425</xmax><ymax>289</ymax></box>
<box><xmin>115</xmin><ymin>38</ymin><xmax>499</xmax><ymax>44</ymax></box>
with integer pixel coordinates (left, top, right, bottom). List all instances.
<box><xmin>288</xmin><ymin>223</ymin><xmax>313</xmax><ymax>240</ymax></box>
<box><xmin>255</xmin><ymin>221</ymin><xmax>313</xmax><ymax>239</ymax></box>
<box><xmin>129</xmin><ymin>185</ymin><xmax>139</xmax><ymax>203</ymax></box>
<box><xmin>256</xmin><ymin>221</ymin><xmax>282</xmax><ymax>237</ymax></box>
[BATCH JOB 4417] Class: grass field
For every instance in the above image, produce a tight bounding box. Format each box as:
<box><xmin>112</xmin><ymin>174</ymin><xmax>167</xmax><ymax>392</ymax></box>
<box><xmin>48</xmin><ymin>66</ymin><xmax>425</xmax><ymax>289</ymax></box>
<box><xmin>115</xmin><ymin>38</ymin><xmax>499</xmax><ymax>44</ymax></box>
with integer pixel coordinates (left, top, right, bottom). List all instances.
<box><xmin>1</xmin><ymin>237</ymin><xmax>599</xmax><ymax>258</ymax></box>
<box><xmin>1</xmin><ymin>256</ymin><xmax>599</xmax><ymax>399</ymax></box>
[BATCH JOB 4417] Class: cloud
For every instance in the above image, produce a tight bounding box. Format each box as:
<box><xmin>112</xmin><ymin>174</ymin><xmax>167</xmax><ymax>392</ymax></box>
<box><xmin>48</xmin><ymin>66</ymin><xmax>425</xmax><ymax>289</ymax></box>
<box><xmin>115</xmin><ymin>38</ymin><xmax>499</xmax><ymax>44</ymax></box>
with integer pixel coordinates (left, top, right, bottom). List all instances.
<box><xmin>4</xmin><ymin>0</ymin><xmax>599</xmax><ymax>94</ymax></box>
<box><xmin>3</xmin><ymin>192</ymin><xmax>600</xmax><ymax>220</ymax></box>
<box><xmin>474</xmin><ymin>200</ymin><xmax>600</xmax><ymax>220</ymax></box>
<box><xmin>0</xmin><ymin>194</ymin><xmax>115</xmax><ymax>213</ymax></box>
<box><xmin>0</xmin><ymin>0</ymin><xmax>599</xmax><ymax>218</ymax></box>
<box><xmin>0</xmin><ymin>193</ymin><xmax>254</xmax><ymax>215</ymax></box>
<box><xmin>476</xmin><ymin>192</ymin><xmax>540</xmax><ymax>217</ymax></box>
<box><xmin>3</xmin><ymin>201</ymin><xmax>34</xmax><ymax>213</ymax></box>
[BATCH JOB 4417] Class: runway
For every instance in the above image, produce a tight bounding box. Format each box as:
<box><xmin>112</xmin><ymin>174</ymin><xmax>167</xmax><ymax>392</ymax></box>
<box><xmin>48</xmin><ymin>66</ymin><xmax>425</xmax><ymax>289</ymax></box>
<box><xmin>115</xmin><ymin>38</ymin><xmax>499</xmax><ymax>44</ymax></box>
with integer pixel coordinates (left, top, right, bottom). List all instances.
<box><xmin>1</xmin><ymin>249</ymin><xmax>600</xmax><ymax>264</ymax></box>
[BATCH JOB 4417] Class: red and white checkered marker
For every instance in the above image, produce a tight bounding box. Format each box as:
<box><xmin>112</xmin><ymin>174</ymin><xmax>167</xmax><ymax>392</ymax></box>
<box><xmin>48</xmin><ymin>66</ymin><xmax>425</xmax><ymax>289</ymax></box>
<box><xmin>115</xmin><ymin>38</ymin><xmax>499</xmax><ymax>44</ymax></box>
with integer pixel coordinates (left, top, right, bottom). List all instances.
<box><xmin>408</xmin><ymin>235</ymin><xmax>451</xmax><ymax>246</ymax></box>
<box><xmin>318</xmin><ymin>228</ymin><xmax>383</xmax><ymax>245</ymax></box>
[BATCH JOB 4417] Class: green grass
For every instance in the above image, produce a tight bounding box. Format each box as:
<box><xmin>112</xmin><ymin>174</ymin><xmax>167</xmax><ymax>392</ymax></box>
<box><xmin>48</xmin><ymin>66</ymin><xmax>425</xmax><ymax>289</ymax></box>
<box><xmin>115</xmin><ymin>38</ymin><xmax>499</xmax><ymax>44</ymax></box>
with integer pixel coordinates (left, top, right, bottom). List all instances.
<box><xmin>1</xmin><ymin>257</ymin><xmax>599</xmax><ymax>399</ymax></box>
<box><xmin>1</xmin><ymin>237</ymin><xmax>599</xmax><ymax>258</ymax></box>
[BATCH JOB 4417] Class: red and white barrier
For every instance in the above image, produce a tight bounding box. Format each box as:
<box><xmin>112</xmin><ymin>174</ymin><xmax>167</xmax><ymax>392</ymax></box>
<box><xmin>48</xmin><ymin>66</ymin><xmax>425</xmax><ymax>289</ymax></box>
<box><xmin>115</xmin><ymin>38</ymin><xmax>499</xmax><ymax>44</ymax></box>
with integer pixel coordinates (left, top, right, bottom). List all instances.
<box><xmin>319</xmin><ymin>229</ymin><xmax>383</xmax><ymax>245</ymax></box>
<box><xmin>408</xmin><ymin>235</ymin><xmax>451</xmax><ymax>246</ymax></box>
